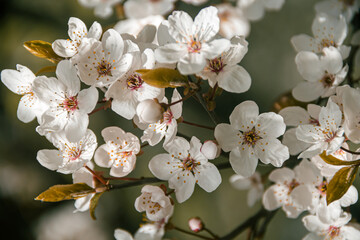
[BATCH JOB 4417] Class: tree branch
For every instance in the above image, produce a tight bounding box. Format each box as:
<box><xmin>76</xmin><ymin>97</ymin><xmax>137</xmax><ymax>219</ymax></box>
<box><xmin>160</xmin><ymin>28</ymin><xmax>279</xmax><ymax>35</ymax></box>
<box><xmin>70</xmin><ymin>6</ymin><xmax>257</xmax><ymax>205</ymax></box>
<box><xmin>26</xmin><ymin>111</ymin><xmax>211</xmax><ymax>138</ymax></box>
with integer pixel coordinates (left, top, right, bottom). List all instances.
<box><xmin>219</xmin><ymin>208</ymin><xmax>269</xmax><ymax>240</ymax></box>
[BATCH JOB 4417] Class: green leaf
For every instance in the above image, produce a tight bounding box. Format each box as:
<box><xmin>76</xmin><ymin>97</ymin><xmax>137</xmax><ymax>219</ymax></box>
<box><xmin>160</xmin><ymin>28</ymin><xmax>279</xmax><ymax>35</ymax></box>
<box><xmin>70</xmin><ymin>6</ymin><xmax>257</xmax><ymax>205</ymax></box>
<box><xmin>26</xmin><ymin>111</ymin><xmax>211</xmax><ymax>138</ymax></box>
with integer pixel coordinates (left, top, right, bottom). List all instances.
<box><xmin>320</xmin><ymin>151</ymin><xmax>360</xmax><ymax>166</ymax></box>
<box><xmin>35</xmin><ymin>65</ymin><xmax>57</xmax><ymax>76</ymax></box>
<box><xmin>35</xmin><ymin>183</ymin><xmax>95</xmax><ymax>202</ymax></box>
<box><xmin>326</xmin><ymin>165</ymin><xmax>359</xmax><ymax>205</ymax></box>
<box><xmin>136</xmin><ymin>68</ymin><xmax>188</xmax><ymax>88</ymax></box>
<box><xmin>89</xmin><ymin>192</ymin><xmax>104</xmax><ymax>220</ymax></box>
<box><xmin>24</xmin><ymin>40</ymin><xmax>64</xmax><ymax>63</ymax></box>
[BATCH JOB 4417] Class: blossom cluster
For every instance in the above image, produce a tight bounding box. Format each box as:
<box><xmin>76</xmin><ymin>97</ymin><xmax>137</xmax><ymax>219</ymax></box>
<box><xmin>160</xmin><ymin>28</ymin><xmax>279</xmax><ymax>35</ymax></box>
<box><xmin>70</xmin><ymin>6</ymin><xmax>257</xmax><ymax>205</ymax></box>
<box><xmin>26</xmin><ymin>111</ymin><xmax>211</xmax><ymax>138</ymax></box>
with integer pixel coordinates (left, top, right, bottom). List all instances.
<box><xmin>2</xmin><ymin>0</ymin><xmax>360</xmax><ymax>239</ymax></box>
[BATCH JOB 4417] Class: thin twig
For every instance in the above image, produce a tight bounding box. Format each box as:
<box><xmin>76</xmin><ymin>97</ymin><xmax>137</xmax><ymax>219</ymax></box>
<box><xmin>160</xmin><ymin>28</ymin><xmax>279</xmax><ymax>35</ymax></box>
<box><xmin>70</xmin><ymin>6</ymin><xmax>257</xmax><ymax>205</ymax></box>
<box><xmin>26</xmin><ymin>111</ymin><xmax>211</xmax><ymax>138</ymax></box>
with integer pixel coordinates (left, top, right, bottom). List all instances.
<box><xmin>182</xmin><ymin>120</ymin><xmax>215</xmax><ymax>130</ymax></box>
<box><xmin>85</xmin><ymin>166</ymin><xmax>107</xmax><ymax>186</ymax></box>
<box><xmin>341</xmin><ymin>146</ymin><xmax>360</xmax><ymax>155</ymax></box>
<box><xmin>104</xmin><ymin>177</ymin><xmax>143</xmax><ymax>181</ymax></box>
<box><xmin>188</xmin><ymin>76</ymin><xmax>219</xmax><ymax>125</ymax></box>
<box><xmin>209</xmin><ymin>83</ymin><xmax>219</xmax><ymax>102</ymax></box>
<box><xmin>141</xmin><ymin>143</ymin><xmax>149</xmax><ymax>149</ymax></box>
<box><xmin>219</xmin><ymin>208</ymin><xmax>268</xmax><ymax>240</ymax></box>
<box><xmin>203</xmin><ymin>227</ymin><xmax>219</xmax><ymax>239</ymax></box>
<box><xmin>108</xmin><ymin>177</ymin><xmax>164</xmax><ymax>190</ymax></box>
<box><xmin>254</xmin><ymin>210</ymin><xmax>278</xmax><ymax>239</ymax></box>
<box><xmin>173</xmin><ymin>226</ymin><xmax>214</xmax><ymax>240</ymax></box>
<box><xmin>167</xmin><ymin>90</ymin><xmax>197</xmax><ymax>107</ymax></box>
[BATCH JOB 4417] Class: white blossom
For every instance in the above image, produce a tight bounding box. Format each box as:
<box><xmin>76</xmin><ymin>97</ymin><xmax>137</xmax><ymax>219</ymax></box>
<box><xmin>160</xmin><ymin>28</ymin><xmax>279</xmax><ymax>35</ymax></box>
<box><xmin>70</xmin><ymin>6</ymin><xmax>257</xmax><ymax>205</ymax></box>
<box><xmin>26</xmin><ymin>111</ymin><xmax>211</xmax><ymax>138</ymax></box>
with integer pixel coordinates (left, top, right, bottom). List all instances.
<box><xmin>215</xmin><ymin>100</ymin><xmax>289</xmax><ymax>177</ymax></box>
<box><xmin>52</xmin><ymin>17</ymin><xmax>102</xmax><ymax>58</ymax></box>
<box><xmin>293</xmin><ymin>47</ymin><xmax>348</xmax><ymax>102</ymax></box>
<box><xmin>230</xmin><ymin>172</ymin><xmax>263</xmax><ymax>207</ymax></box>
<box><xmin>311</xmin><ymin>145</ymin><xmax>360</xmax><ymax>178</ymax></box>
<box><xmin>197</xmin><ymin>36</ymin><xmax>251</xmax><ymax>93</ymax></box>
<box><xmin>342</xmin><ymin>87</ymin><xmax>360</xmax><ymax>143</ymax></box>
<box><xmin>33</xmin><ymin>60</ymin><xmax>98</xmax><ymax>142</ymax></box>
<box><xmin>296</xmin><ymin>101</ymin><xmax>344</xmax><ymax>159</ymax></box>
<box><xmin>280</xmin><ymin>104</ymin><xmax>321</xmax><ymax>155</ymax></box>
<box><xmin>73</xmin><ymin>29</ymin><xmax>133</xmax><ymax>87</ymax></box>
<box><xmin>1</xmin><ymin>65</ymin><xmax>46</xmax><ymax>123</ymax></box>
<box><xmin>105</xmin><ymin>48</ymin><xmax>164</xmax><ymax>120</ymax></box>
<box><xmin>149</xmin><ymin>136</ymin><xmax>222</xmax><ymax>203</ymax></box>
<box><xmin>114</xmin><ymin>15</ymin><xmax>164</xmax><ymax>39</ymax></box>
<box><xmin>37</xmin><ymin>130</ymin><xmax>97</xmax><ymax>174</ymax></box>
<box><xmin>124</xmin><ymin>0</ymin><xmax>175</xmax><ymax>19</ymax></box>
<box><xmin>217</xmin><ymin>4</ymin><xmax>250</xmax><ymax>39</ymax></box>
<box><xmin>135</xmin><ymin>89</ymin><xmax>182</xmax><ymax>147</ymax></box>
<box><xmin>95</xmin><ymin>127</ymin><xmax>140</xmax><ymax>177</ymax></box>
<box><xmin>291</xmin><ymin>13</ymin><xmax>350</xmax><ymax>59</ymax></box>
<box><xmin>237</xmin><ymin>0</ymin><xmax>285</xmax><ymax>21</ymax></box>
<box><xmin>78</xmin><ymin>0</ymin><xmax>121</xmax><ymax>18</ymax></box>
<box><xmin>134</xmin><ymin>185</ymin><xmax>174</xmax><ymax>221</ymax></box>
<box><xmin>302</xmin><ymin>212</ymin><xmax>360</xmax><ymax>240</ymax></box>
<box><xmin>155</xmin><ymin>6</ymin><xmax>230</xmax><ymax>75</ymax></box>
<box><xmin>262</xmin><ymin>160</ymin><xmax>314</xmax><ymax>218</ymax></box>
<box><xmin>315</xmin><ymin>0</ymin><xmax>360</xmax><ymax>23</ymax></box>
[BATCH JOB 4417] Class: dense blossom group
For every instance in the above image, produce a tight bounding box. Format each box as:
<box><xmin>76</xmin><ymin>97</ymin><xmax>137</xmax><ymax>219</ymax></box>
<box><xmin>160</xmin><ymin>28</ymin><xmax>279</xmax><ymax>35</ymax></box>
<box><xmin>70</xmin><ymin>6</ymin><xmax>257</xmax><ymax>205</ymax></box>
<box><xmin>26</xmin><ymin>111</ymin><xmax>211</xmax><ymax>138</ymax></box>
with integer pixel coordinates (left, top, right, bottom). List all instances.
<box><xmin>2</xmin><ymin>0</ymin><xmax>360</xmax><ymax>239</ymax></box>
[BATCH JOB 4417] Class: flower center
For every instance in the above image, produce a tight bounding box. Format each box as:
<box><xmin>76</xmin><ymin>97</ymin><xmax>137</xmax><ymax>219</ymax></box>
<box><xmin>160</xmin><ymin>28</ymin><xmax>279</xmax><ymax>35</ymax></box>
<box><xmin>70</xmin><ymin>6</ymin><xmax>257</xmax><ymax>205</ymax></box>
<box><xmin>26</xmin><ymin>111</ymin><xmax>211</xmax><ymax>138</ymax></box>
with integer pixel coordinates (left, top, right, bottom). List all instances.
<box><xmin>287</xmin><ymin>179</ymin><xmax>300</xmax><ymax>195</ymax></box>
<box><xmin>322</xmin><ymin>128</ymin><xmax>336</xmax><ymax>143</ymax></box>
<box><xmin>243</xmin><ymin>128</ymin><xmax>261</xmax><ymax>146</ymax></box>
<box><xmin>97</xmin><ymin>60</ymin><xmax>112</xmax><ymax>77</ymax></box>
<box><xmin>327</xmin><ymin>226</ymin><xmax>340</xmax><ymax>238</ymax></box>
<box><xmin>182</xmin><ymin>157</ymin><xmax>199</xmax><ymax>173</ymax></box>
<box><xmin>188</xmin><ymin>38</ymin><xmax>202</xmax><ymax>53</ymax></box>
<box><xmin>321</xmin><ymin>73</ymin><xmax>335</xmax><ymax>88</ymax></box>
<box><xmin>162</xmin><ymin>109</ymin><xmax>173</xmax><ymax>125</ymax></box>
<box><xmin>208</xmin><ymin>57</ymin><xmax>225</xmax><ymax>74</ymax></box>
<box><xmin>63</xmin><ymin>144</ymin><xmax>82</xmax><ymax>161</ymax></box>
<box><xmin>317</xmin><ymin>179</ymin><xmax>328</xmax><ymax>197</ymax></box>
<box><xmin>321</xmin><ymin>39</ymin><xmax>337</xmax><ymax>48</ymax></box>
<box><xmin>127</xmin><ymin>73</ymin><xmax>144</xmax><ymax>90</ymax></box>
<box><xmin>309</xmin><ymin>118</ymin><xmax>320</xmax><ymax>126</ymax></box>
<box><xmin>61</xmin><ymin>96</ymin><xmax>78</xmax><ymax>112</ymax></box>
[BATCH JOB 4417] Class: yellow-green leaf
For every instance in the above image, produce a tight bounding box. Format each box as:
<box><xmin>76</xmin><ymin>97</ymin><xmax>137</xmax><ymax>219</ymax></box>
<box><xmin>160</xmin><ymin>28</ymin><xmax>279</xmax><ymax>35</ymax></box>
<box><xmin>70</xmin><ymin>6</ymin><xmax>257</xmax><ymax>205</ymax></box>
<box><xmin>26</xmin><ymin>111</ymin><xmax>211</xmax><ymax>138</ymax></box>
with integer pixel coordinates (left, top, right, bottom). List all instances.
<box><xmin>320</xmin><ymin>151</ymin><xmax>360</xmax><ymax>166</ymax></box>
<box><xmin>90</xmin><ymin>192</ymin><xmax>104</xmax><ymax>220</ymax></box>
<box><xmin>35</xmin><ymin>183</ymin><xmax>95</xmax><ymax>202</ymax></box>
<box><xmin>35</xmin><ymin>65</ymin><xmax>57</xmax><ymax>76</ymax></box>
<box><xmin>136</xmin><ymin>68</ymin><xmax>188</xmax><ymax>88</ymax></box>
<box><xmin>326</xmin><ymin>166</ymin><xmax>358</xmax><ymax>205</ymax></box>
<box><xmin>24</xmin><ymin>40</ymin><xmax>64</xmax><ymax>63</ymax></box>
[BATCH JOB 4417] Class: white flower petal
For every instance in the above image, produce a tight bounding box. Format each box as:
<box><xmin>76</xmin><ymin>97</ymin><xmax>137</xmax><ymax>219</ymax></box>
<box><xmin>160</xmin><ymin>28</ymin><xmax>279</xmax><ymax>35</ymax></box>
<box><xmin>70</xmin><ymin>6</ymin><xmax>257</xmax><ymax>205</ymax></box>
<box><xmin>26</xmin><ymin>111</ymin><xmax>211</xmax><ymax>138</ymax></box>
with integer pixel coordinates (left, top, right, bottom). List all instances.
<box><xmin>37</xmin><ymin>149</ymin><xmax>64</xmax><ymax>171</ymax></box>
<box><xmin>229</xmin><ymin>100</ymin><xmax>259</xmax><ymax>131</ymax></box>
<box><xmin>193</xmin><ymin>6</ymin><xmax>219</xmax><ymax>42</ymax></box>
<box><xmin>255</xmin><ymin>138</ymin><xmax>289</xmax><ymax>167</ymax></box>
<box><xmin>292</xmin><ymin>81</ymin><xmax>325</xmax><ymax>102</ymax></box>
<box><xmin>169</xmin><ymin>172</ymin><xmax>196</xmax><ymax>203</ymax></box>
<box><xmin>229</xmin><ymin>147</ymin><xmax>258</xmax><ymax>178</ymax></box>
<box><xmin>256</xmin><ymin>112</ymin><xmax>286</xmax><ymax>138</ymax></box>
<box><xmin>214</xmin><ymin>123</ymin><xmax>240</xmax><ymax>152</ymax></box>
<box><xmin>195</xmin><ymin>163</ymin><xmax>221</xmax><ymax>192</ymax></box>
<box><xmin>218</xmin><ymin>65</ymin><xmax>251</xmax><ymax>93</ymax></box>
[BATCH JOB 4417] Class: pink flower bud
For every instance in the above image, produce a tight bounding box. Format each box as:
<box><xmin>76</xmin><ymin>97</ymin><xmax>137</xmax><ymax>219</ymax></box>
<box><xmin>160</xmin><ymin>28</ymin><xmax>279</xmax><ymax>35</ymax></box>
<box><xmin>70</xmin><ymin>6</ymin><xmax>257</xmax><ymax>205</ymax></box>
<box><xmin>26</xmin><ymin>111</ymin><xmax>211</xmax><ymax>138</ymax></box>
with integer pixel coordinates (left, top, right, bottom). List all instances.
<box><xmin>136</xmin><ymin>99</ymin><xmax>163</xmax><ymax>124</ymax></box>
<box><xmin>201</xmin><ymin>140</ymin><xmax>221</xmax><ymax>160</ymax></box>
<box><xmin>188</xmin><ymin>217</ymin><xmax>203</xmax><ymax>232</ymax></box>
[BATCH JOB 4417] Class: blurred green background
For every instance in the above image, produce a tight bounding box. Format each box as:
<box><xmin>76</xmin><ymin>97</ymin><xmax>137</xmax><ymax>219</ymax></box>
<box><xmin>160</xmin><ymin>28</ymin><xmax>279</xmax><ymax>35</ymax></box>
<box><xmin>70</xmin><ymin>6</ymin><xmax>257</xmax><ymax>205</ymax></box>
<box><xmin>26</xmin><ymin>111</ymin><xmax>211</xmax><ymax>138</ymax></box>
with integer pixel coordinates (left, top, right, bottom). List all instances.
<box><xmin>1</xmin><ymin>0</ymin><xmax>359</xmax><ymax>239</ymax></box>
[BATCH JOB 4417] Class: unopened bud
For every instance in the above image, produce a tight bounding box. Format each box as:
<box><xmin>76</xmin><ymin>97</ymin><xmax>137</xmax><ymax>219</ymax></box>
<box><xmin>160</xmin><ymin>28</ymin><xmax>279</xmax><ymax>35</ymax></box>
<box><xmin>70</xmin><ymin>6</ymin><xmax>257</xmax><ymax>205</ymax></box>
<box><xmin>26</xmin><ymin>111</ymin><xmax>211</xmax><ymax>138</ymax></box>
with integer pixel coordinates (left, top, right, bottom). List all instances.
<box><xmin>188</xmin><ymin>217</ymin><xmax>203</xmax><ymax>233</ymax></box>
<box><xmin>201</xmin><ymin>140</ymin><xmax>221</xmax><ymax>160</ymax></box>
<box><xmin>136</xmin><ymin>99</ymin><xmax>163</xmax><ymax>124</ymax></box>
